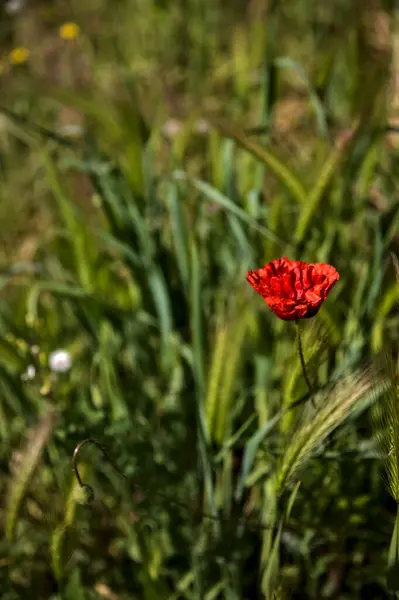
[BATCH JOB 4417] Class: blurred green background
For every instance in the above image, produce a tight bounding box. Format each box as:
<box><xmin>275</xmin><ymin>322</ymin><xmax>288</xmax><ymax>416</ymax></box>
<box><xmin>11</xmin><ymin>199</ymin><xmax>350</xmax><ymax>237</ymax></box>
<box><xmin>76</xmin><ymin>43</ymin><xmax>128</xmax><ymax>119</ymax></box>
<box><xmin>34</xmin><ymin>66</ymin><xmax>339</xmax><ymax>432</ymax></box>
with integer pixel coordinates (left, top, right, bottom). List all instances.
<box><xmin>1</xmin><ymin>0</ymin><xmax>399</xmax><ymax>598</ymax></box>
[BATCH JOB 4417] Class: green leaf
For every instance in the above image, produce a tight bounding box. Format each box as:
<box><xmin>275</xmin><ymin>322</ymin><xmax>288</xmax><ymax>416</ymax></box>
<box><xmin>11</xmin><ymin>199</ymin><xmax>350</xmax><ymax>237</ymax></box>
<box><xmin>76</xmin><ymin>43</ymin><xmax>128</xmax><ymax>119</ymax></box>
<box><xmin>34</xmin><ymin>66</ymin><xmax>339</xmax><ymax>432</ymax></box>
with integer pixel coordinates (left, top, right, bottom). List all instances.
<box><xmin>275</xmin><ymin>56</ymin><xmax>328</xmax><ymax>137</ymax></box>
<box><xmin>166</xmin><ymin>180</ymin><xmax>190</xmax><ymax>289</ymax></box>
<box><xmin>205</xmin><ymin>323</ymin><xmax>228</xmax><ymax>439</ymax></box>
<box><xmin>44</xmin><ymin>152</ymin><xmax>96</xmax><ymax>291</ymax></box>
<box><xmin>0</xmin><ymin>340</ymin><xmax>25</xmax><ymax>373</ymax></box>
<box><xmin>235</xmin><ymin>412</ymin><xmax>282</xmax><ymax>501</ymax></box>
<box><xmin>208</xmin><ymin>117</ymin><xmax>307</xmax><ymax>205</ymax></box>
<box><xmin>6</xmin><ymin>411</ymin><xmax>58</xmax><ymax>541</ymax></box>
<box><xmin>175</xmin><ymin>172</ymin><xmax>285</xmax><ymax>244</ymax></box>
<box><xmin>63</xmin><ymin>569</ymin><xmax>86</xmax><ymax>600</ymax></box>
<box><xmin>285</xmin><ymin>480</ymin><xmax>301</xmax><ymax>521</ymax></box>
<box><xmin>26</xmin><ymin>282</ymin><xmax>90</xmax><ymax>325</ymax></box>
<box><xmin>261</xmin><ymin>521</ymin><xmax>283</xmax><ymax>597</ymax></box>
<box><xmin>42</xmin><ymin>85</ymin><xmax>146</xmax><ymax>196</ymax></box>
<box><xmin>147</xmin><ymin>268</ymin><xmax>173</xmax><ymax>363</ymax></box>
<box><xmin>295</xmin><ymin>128</ymin><xmax>357</xmax><ymax>242</ymax></box>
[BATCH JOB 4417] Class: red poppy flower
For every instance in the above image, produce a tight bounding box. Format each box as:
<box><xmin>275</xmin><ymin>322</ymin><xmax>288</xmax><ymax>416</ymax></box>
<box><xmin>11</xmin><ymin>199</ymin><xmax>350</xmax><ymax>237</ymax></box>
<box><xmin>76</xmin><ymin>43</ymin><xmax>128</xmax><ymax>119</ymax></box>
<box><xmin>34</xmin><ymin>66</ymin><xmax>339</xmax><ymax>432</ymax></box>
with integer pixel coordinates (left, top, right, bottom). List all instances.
<box><xmin>246</xmin><ymin>257</ymin><xmax>339</xmax><ymax>321</ymax></box>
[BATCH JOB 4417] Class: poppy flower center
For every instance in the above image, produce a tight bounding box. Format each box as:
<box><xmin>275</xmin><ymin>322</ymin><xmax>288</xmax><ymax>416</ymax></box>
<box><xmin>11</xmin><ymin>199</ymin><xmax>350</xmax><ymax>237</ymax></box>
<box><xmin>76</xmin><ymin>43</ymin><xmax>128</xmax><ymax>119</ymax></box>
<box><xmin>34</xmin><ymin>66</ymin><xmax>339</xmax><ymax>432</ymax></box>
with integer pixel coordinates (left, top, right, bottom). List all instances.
<box><xmin>274</xmin><ymin>265</ymin><xmax>324</xmax><ymax>301</ymax></box>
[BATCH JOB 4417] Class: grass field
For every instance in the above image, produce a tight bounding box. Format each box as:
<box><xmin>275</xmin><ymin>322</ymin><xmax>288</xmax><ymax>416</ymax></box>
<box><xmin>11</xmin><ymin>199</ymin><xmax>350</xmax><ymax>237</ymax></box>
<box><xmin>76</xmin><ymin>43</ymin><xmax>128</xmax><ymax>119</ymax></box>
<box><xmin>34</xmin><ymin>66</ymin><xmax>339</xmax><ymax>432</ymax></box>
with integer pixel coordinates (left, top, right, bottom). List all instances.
<box><xmin>1</xmin><ymin>1</ymin><xmax>399</xmax><ymax>598</ymax></box>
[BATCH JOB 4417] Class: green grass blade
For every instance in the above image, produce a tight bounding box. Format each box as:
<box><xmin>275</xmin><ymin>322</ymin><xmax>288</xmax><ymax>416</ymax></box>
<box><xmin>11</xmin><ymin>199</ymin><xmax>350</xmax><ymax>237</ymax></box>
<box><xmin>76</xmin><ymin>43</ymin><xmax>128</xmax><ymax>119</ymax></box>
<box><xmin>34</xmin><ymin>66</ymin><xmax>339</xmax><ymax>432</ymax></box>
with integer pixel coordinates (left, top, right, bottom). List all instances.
<box><xmin>44</xmin><ymin>152</ymin><xmax>95</xmax><ymax>291</ymax></box>
<box><xmin>215</xmin><ymin>308</ymin><xmax>251</xmax><ymax>444</ymax></box>
<box><xmin>205</xmin><ymin>322</ymin><xmax>229</xmax><ymax>440</ymax></box>
<box><xmin>41</xmin><ymin>85</ymin><xmax>146</xmax><ymax>196</ymax></box>
<box><xmin>235</xmin><ymin>412</ymin><xmax>281</xmax><ymax>502</ymax></box>
<box><xmin>166</xmin><ymin>180</ymin><xmax>190</xmax><ymax>289</ymax></box>
<box><xmin>295</xmin><ymin>127</ymin><xmax>357</xmax><ymax>242</ymax></box>
<box><xmin>175</xmin><ymin>172</ymin><xmax>286</xmax><ymax>244</ymax></box>
<box><xmin>190</xmin><ymin>240</ymin><xmax>205</xmax><ymax>399</ymax></box>
<box><xmin>275</xmin><ymin>56</ymin><xmax>328</xmax><ymax>137</ymax></box>
<box><xmin>207</xmin><ymin>117</ymin><xmax>307</xmax><ymax>204</ymax></box>
<box><xmin>147</xmin><ymin>268</ymin><xmax>173</xmax><ymax>363</ymax></box>
<box><xmin>6</xmin><ymin>410</ymin><xmax>58</xmax><ymax>541</ymax></box>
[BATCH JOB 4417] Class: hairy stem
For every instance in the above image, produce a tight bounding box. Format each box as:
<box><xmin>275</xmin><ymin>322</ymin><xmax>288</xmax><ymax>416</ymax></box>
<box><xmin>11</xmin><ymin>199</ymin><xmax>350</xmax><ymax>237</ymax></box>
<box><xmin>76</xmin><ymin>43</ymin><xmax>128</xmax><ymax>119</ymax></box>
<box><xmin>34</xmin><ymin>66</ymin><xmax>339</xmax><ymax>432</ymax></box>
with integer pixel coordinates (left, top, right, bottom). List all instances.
<box><xmin>295</xmin><ymin>321</ymin><xmax>315</xmax><ymax>406</ymax></box>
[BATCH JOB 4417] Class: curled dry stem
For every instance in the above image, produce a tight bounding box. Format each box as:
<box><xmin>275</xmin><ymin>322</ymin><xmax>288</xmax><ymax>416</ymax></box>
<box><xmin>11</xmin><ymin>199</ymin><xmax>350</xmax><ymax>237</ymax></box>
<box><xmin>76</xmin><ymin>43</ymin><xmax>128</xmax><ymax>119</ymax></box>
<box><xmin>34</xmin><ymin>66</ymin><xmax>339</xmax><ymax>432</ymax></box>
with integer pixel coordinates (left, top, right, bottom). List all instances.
<box><xmin>72</xmin><ymin>438</ymin><xmax>127</xmax><ymax>503</ymax></box>
<box><xmin>71</xmin><ymin>438</ymin><xmax>274</xmax><ymax>533</ymax></box>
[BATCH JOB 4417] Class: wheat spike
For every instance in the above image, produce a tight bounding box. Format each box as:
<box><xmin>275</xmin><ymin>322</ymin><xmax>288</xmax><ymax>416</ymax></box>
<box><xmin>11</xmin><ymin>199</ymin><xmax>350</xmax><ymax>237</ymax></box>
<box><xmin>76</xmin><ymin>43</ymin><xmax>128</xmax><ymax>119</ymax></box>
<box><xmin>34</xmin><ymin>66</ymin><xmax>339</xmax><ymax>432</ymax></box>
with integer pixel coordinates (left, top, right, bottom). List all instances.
<box><xmin>5</xmin><ymin>408</ymin><xmax>58</xmax><ymax>541</ymax></box>
<box><xmin>277</xmin><ymin>367</ymin><xmax>376</xmax><ymax>493</ymax></box>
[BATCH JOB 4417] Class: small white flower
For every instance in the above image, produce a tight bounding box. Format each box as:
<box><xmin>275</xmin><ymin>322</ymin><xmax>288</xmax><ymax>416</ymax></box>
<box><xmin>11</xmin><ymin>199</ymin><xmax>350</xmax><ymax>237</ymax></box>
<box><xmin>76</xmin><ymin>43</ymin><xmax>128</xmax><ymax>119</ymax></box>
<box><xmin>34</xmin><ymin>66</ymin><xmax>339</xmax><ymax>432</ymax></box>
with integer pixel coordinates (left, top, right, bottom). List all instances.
<box><xmin>57</xmin><ymin>123</ymin><xmax>84</xmax><ymax>138</ymax></box>
<box><xmin>22</xmin><ymin>364</ymin><xmax>36</xmax><ymax>381</ymax></box>
<box><xmin>49</xmin><ymin>349</ymin><xmax>72</xmax><ymax>373</ymax></box>
<box><xmin>5</xmin><ymin>0</ymin><xmax>25</xmax><ymax>15</ymax></box>
<box><xmin>161</xmin><ymin>118</ymin><xmax>182</xmax><ymax>139</ymax></box>
<box><xmin>194</xmin><ymin>118</ymin><xmax>210</xmax><ymax>134</ymax></box>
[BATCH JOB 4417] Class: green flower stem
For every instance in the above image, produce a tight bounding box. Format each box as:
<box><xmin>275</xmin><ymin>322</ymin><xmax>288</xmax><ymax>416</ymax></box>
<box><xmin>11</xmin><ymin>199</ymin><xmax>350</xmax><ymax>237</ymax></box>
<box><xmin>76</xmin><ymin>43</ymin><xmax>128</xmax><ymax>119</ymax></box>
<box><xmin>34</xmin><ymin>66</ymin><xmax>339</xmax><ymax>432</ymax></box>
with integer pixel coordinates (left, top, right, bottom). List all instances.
<box><xmin>295</xmin><ymin>321</ymin><xmax>315</xmax><ymax>406</ymax></box>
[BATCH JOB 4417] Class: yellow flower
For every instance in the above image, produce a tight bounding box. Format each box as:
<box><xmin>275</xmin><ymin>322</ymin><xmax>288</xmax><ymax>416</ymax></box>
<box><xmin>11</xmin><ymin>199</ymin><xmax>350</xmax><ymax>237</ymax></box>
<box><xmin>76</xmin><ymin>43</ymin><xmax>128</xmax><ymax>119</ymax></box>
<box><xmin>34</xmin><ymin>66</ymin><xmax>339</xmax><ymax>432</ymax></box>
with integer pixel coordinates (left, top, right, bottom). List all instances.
<box><xmin>59</xmin><ymin>22</ymin><xmax>80</xmax><ymax>41</ymax></box>
<box><xmin>9</xmin><ymin>47</ymin><xmax>30</xmax><ymax>65</ymax></box>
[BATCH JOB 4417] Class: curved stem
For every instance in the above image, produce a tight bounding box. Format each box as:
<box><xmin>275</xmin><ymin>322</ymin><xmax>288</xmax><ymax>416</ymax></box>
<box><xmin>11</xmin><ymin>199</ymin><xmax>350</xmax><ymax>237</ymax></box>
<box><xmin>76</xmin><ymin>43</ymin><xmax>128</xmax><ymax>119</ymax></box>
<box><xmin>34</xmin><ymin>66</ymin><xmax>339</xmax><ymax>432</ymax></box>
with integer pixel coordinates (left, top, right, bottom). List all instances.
<box><xmin>71</xmin><ymin>438</ymin><xmax>274</xmax><ymax>533</ymax></box>
<box><xmin>72</xmin><ymin>438</ymin><xmax>127</xmax><ymax>502</ymax></box>
<box><xmin>295</xmin><ymin>321</ymin><xmax>315</xmax><ymax>406</ymax></box>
